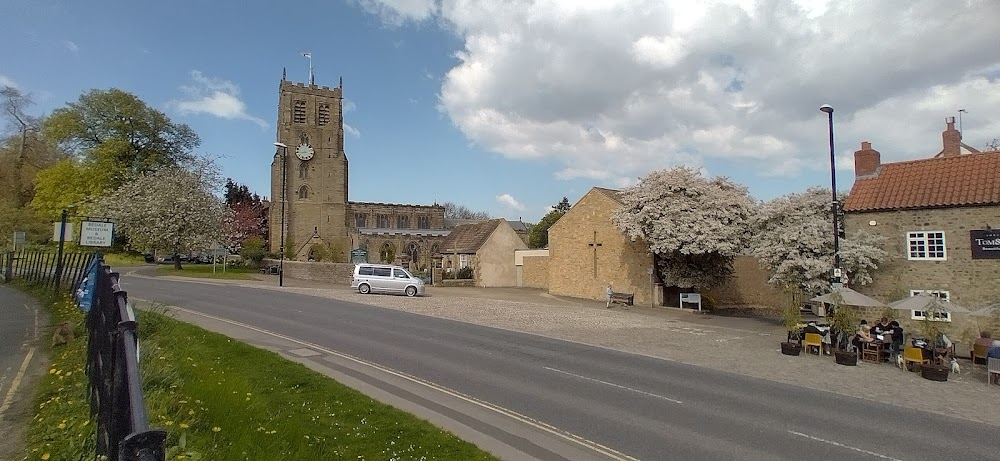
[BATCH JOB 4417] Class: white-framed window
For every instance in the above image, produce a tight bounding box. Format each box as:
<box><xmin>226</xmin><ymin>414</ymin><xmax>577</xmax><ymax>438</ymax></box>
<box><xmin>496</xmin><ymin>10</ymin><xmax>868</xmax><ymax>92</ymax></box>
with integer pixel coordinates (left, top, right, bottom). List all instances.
<box><xmin>459</xmin><ymin>254</ymin><xmax>470</xmax><ymax>269</ymax></box>
<box><xmin>908</xmin><ymin>290</ymin><xmax>951</xmax><ymax>322</ymax></box>
<box><xmin>907</xmin><ymin>231</ymin><xmax>946</xmax><ymax>260</ymax></box>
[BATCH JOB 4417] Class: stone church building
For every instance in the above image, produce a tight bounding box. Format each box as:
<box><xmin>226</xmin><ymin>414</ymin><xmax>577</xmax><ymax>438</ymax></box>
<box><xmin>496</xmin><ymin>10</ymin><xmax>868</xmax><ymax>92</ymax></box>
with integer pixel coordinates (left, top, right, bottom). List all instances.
<box><xmin>268</xmin><ymin>72</ymin><xmax>449</xmax><ymax>268</ymax></box>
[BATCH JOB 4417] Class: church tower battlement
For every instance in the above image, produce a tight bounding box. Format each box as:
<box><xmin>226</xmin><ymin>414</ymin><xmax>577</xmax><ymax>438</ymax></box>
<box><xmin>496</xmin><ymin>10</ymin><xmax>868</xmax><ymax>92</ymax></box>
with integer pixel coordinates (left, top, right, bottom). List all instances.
<box><xmin>270</xmin><ymin>71</ymin><xmax>349</xmax><ymax>256</ymax></box>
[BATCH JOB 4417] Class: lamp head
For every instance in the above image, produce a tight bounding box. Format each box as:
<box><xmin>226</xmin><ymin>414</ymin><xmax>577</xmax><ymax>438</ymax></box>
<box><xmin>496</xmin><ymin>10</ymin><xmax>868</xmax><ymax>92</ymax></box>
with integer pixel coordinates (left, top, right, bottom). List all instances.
<box><xmin>274</xmin><ymin>142</ymin><xmax>288</xmax><ymax>148</ymax></box>
<box><xmin>819</xmin><ymin>104</ymin><xmax>834</xmax><ymax>114</ymax></box>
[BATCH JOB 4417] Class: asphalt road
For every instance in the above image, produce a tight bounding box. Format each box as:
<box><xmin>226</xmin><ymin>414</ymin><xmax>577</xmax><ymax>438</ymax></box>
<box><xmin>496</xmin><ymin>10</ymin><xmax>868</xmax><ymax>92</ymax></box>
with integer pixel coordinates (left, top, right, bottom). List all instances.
<box><xmin>0</xmin><ymin>285</ymin><xmax>44</xmax><ymax>460</ymax></box>
<box><xmin>120</xmin><ymin>274</ymin><xmax>999</xmax><ymax>461</ymax></box>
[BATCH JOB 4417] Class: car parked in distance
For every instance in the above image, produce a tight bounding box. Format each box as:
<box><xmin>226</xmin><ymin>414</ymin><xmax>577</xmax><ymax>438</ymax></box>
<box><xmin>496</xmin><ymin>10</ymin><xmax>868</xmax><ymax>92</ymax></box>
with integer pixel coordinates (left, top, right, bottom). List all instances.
<box><xmin>351</xmin><ymin>263</ymin><xmax>425</xmax><ymax>297</ymax></box>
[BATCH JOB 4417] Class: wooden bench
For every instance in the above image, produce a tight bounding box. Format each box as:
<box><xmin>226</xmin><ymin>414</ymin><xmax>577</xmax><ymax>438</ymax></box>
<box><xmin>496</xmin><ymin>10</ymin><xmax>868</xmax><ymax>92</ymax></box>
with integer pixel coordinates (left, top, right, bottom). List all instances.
<box><xmin>608</xmin><ymin>292</ymin><xmax>634</xmax><ymax>307</ymax></box>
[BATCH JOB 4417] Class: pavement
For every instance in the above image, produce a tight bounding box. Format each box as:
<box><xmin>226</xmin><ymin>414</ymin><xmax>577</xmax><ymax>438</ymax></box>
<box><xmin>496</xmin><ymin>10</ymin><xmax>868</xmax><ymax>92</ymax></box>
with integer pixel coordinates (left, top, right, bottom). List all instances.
<box><xmin>0</xmin><ymin>285</ymin><xmax>47</xmax><ymax>461</ymax></box>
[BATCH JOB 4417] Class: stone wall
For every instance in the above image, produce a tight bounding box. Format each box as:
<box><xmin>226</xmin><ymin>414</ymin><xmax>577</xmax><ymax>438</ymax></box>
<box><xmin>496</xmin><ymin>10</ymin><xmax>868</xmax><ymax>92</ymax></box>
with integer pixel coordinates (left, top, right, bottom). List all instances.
<box><xmin>476</xmin><ymin>223</ymin><xmax>528</xmax><ymax>287</ymax></box>
<box><xmin>703</xmin><ymin>255</ymin><xmax>788</xmax><ymax>309</ymax></box>
<box><xmin>263</xmin><ymin>258</ymin><xmax>353</xmax><ymax>285</ymax></box>
<box><xmin>521</xmin><ymin>256</ymin><xmax>549</xmax><ymax>288</ymax></box>
<box><xmin>548</xmin><ymin>189</ymin><xmax>655</xmax><ymax>306</ymax></box>
<box><xmin>845</xmin><ymin>205</ymin><xmax>1000</xmax><ymax>307</ymax></box>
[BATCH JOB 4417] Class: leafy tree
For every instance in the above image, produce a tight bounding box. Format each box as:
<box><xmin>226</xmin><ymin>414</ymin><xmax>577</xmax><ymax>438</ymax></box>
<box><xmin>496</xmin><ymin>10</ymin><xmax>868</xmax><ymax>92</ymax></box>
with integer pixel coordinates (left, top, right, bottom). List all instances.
<box><xmin>222</xmin><ymin>203</ymin><xmax>264</xmax><ymax>254</ymax></box>
<box><xmin>224</xmin><ymin>178</ymin><xmax>261</xmax><ymax>208</ymax></box>
<box><xmin>553</xmin><ymin>196</ymin><xmax>571</xmax><ymax>213</ymax></box>
<box><xmin>29</xmin><ymin>158</ymin><xmax>105</xmax><ymax>220</ymax></box>
<box><xmin>240</xmin><ymin>236</ymin><xmax>267</xmax><ymax>267</ymax></box>
<box><xmin>612</xmin><ymin>166</ymin><xmax>758</xmax><ymax>289</ymax></box>
<box><xmin>442</xmin><ymin>202</ymin><xmax>491</xmax><ymax>220</ymax></box>
<box><xmin>42</xmin><ymin>88</ymin><xmax>200</xmax><ymax>193</ymax></box>
<box><xmin>528</xmin><ymin>210</ymin><xmax>564</xmax><ymax>248</ymax></box>
<box><xmin>89</xmin><ymin>165</ymin><xmax>226</xmax><ymax>270</ymax></box>
<box><xmin>750</xmin><ymin>187</ymin><xmax>889</xmax><ymax>295</ymax></box>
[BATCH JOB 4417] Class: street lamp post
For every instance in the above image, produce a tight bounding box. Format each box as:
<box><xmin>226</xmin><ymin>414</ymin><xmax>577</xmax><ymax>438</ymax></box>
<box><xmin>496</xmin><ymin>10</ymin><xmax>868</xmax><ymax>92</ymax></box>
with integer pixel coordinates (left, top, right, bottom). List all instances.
<box><xmin>274</xmin><ymin>142</ymin><xmax>288</xmax><ymax>287</ymax></box>
<box><xmin>820</xmin><ymin>104</ymin><xmax>841</xmax><ymax>286</ymax></box>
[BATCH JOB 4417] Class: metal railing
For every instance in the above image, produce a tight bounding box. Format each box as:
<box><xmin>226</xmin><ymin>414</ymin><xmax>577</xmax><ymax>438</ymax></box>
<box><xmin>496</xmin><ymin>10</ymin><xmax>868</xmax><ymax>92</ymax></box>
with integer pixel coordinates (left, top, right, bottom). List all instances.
<box><xmin>2</xmin><ymin>250</ymin><xmax>95</xmax><ymax>292</ymax></box>
<box><xmin>85</xmin><ymin>259</ymin><xmax>166</xmax><ymax>461</ymax></box>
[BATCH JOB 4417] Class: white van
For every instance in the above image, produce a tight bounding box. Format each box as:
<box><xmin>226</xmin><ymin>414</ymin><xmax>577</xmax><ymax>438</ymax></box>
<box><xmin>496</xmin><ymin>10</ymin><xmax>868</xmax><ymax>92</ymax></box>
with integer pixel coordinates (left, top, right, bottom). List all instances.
<box><xmin>351</xmin><ymin>263</ymin><xmax>426</xmax><ymax>297</ymax></box>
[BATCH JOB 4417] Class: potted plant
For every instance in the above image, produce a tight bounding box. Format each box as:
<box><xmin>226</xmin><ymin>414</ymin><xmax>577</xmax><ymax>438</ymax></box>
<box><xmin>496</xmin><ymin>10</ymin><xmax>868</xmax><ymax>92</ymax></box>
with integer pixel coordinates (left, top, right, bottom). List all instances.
<box><xmin>828</xmin><ymin>292</ymin><xmax>858</xmax><ymax>366</ymax></box>
<box><xmin>780</xmin><ymin>294</ymin><xmax>803</xmax><ymax>356</ymax></box>
<box><xmin>917</xmin><ymin>302</ymin><xmax>951</xmax><ymax>382</ymax></box>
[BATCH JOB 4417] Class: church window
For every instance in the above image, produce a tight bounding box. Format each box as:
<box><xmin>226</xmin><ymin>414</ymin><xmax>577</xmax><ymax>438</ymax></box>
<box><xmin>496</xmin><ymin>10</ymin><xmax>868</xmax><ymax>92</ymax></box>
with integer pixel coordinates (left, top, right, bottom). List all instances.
<box><xmin>376</xmin><ymin>214</ymin><xmax>390</xmax><ymax>228</ymax></box>
<box><xmin>318</xmin><ymin>103</ymin><xmax>331</xmax><ymax>126</ymax></box>
<box><xmin>298</xmin><ymin>162</ymin><xmax>308</xmax><ymax>179</ymax></box>
<box><xmin>417</xmin><ymin>215</ymin><xmax>430</xmax><ymax>229</ymax></box>
<box><xmin>293</xmin><ymin>100</ymin><xmax>307</xmax><ymax>124</ymax></box>
<box><xmin>297</xmin><ymin>185</ymin><xmax>309</xmax><ymax>199</ymax></box>
<box><xmin>397</xmin><ymin>215</ymin><xmax>409</xmax><ymax>229</ymax></box>
<box><xmin>355</xmin><ymin>213</ymin><xmax>368</xmax><ymax>228</ymax></box>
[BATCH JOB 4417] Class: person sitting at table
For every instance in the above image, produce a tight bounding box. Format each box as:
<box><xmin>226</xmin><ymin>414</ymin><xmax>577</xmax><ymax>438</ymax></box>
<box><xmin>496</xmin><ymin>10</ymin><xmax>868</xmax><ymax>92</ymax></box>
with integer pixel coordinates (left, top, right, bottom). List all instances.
<box><xmin>803</xmin><ymin>321</ymin><xmax>830</xmax><ymax>354</ymax></box>
<box><xmin>975</xmin><ymin>331</ymin><xmax>994</xmax><ymax>350</ymax></box>
<box><xmin>870</xmin><ymin>317</ymin><xmax>891</xmax><ymax>337</ymax></box>
<box><xmin>852</xmin><ymin>320</ymin><xmax>874</xmax><ymax>351</ymax></box>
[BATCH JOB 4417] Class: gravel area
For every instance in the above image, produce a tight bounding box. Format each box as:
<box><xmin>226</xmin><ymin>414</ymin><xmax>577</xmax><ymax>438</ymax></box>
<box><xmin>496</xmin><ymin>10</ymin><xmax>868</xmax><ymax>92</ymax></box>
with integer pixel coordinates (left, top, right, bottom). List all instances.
<box><xmin>252</xmin><ymin>284</ymin><xmax>1000</xmax><ymax>427</ymax></box>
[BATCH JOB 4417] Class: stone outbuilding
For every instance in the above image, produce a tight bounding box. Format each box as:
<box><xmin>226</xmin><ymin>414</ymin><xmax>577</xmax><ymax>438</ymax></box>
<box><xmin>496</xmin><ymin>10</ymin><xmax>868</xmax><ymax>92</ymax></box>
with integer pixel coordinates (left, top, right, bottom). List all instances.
<box><xmin>843</xmin><ymin>117</ymin><xmax>1000</xmax><ymax>311</ymax></box>
<box><xmin>437</xmin><ymin>219</ymin><xmax>528</xmax><ymax>287</ymax></box>
<box><xmin>547</xmin><ymin>188</ymin><xmax>658</xmax><ymax>306</ymax></box>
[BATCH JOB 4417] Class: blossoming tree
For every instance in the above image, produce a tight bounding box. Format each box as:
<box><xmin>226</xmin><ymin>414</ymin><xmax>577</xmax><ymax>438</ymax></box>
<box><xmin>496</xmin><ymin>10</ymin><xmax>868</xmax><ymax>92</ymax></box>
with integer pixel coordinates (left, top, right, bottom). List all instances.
<box><xmin>750</xmin><ymin>187</ymin><xmax>888</xmax><ymax>296</ymax></box>
<box><xmin>611</xmin><ymin>166</ymin><xmax>758</xmax><ymax>290</ymax></box>
<box><xmin>91</xmin><ymin>165</ymin><xmax>227</xmax><ymax>269</ymax></box>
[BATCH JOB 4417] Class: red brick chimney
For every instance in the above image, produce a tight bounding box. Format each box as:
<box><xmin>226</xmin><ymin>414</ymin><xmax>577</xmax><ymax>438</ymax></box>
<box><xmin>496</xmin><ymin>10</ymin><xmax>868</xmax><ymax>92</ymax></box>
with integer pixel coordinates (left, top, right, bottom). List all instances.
<box><xmin>854</xmin><ymin>141</ymin><xmax>881</xmax><ymax>177</ymax></box>
<box><xmin>941</xmin><ymin>116</ymin><xmax>961</xmax><ymax>157</ymax></box>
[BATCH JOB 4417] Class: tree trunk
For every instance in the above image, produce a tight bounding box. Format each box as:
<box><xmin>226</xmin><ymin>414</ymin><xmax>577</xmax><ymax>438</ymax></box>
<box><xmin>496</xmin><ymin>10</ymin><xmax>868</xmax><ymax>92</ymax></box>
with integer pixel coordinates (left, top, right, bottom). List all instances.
<box><xmin>173</xmin><ymin>250</ymin><xmax>182</xmax><ymax>270</ymax></box>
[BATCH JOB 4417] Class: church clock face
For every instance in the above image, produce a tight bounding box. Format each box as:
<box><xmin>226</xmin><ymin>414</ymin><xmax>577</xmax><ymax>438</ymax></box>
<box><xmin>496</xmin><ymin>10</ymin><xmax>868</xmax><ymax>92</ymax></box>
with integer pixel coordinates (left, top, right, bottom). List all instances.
<box><xmin>296</xmin><ymin>143</ymin><xmax>315</xmax><ymax>161</ymax></box>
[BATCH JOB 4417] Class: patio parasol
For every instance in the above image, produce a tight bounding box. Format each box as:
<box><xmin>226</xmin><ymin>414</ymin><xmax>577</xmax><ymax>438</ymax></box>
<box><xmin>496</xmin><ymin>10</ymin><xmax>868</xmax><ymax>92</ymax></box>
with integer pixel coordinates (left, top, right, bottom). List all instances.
<box><xmin>810</xmin><ymin>287</ymin><xmax>886</xmax><ymax>308</ymax></box>
<box><xmin>969</xmin><ymin>305</ymin><xmax>1000</xmax><ymax>317</ymax></box>
<box><xmin>887</xmin><ymin>294</ymin><xmax>971</xmax><ymax>314</ymax></box>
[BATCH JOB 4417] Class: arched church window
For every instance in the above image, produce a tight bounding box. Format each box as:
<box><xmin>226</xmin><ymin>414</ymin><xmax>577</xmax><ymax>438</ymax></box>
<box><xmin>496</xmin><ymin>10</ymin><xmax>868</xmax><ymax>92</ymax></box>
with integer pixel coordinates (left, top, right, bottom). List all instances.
<box><xmin>406</xmin><ymin>242</ymin><xmax>419</xmax><ymax>263</ymax></box>
<box><xmin>298</xmin><ymin>185</ymin><xmax>309</xmax><ymax>199</ymax></box>
<box><xmin>299</xmin><ymin>132</ymin><xmax>309</xmax><ymax>145</ymax></box>
<box><xmin>293</xmin><ymin>100</ymin><xmax>306</xmax><ymax>124</ymax></box>
<box><xmin>299</xmin><ymin>162</ymin><xmax>308</xmax><ymax>179</ymax></box>
<box><xmin>379</xmin><ymin>242</ymin><xmax>396</xmax><ymax>263</ymax></box>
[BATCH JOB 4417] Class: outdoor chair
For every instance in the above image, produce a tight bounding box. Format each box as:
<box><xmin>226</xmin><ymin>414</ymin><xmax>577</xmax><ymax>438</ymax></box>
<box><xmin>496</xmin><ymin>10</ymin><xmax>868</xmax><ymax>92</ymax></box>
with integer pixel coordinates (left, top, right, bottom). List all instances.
<box><xmin>902</xmin><ymin>346</ymin><xmax>929</xmax><ymax>371</ymax></box>
<box><xmin>989</xmin><ymin>358</ymin><xmax>1000</xmax><ymax>385</ymax></box>
<box><xmin>973</xmin><ymin>343</ymin><xmax>989</xmax><ymax>365</ymax></box>
<box><xmin>803</xmin><ymin>333</ymin><xmax>823</xmax><ymax>355</ymax></box>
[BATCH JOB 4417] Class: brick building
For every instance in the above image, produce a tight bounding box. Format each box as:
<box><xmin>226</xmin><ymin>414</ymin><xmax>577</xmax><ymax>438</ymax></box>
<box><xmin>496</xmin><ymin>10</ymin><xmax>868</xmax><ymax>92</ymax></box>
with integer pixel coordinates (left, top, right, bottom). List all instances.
<box><xmin>843</xmin><ymin>117</ymin><xmax>1000</xmax><ymax>312</ymax></box>
<box><xmin>269</xmin><ymin>71</ymin><xmax>448</xmax><ymax>268</ymax></box>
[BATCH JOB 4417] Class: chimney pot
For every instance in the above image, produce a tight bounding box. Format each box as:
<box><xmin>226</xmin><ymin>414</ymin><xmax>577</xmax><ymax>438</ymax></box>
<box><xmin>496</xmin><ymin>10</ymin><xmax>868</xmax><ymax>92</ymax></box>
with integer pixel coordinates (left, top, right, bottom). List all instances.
<box><xmin>854</xmin><ymin>141</ymin><xmax>881</xmax><ymax>177</ymax></box>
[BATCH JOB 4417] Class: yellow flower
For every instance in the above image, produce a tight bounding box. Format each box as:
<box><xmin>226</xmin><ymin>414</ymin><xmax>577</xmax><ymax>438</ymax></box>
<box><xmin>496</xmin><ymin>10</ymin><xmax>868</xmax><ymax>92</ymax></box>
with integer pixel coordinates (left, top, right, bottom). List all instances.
<box><xmin>42</xmin><ymin>454</ymin><xmax>50</xmax><ymax>460</ymax></box>
<box><xmin>165</xmin><ymin>421</ymin><xmax>174</xmax><ymax>426</ymax></box>
<box><xmin>179</xmin><ymin>423</ymin><xmax>189</xmax><ymax>429</ymax></box>
<box><xmin>49</xmin><ymin>369</ymin><xmax>56</xmax><ymax>375</ymax></box>
<box><xmin>188</xmin><ymin>410</ymin><xmax>194</xmax><ymax>415</ymax></box>
<box><xmin>212</xmin><ymin>426</ymin><xmax>221</xmax><ymax>432</ymax></box>
<box><xmin>58</xmin><ymin>423</ymin><xmax>66</xmax><ymax>429</ymax></box>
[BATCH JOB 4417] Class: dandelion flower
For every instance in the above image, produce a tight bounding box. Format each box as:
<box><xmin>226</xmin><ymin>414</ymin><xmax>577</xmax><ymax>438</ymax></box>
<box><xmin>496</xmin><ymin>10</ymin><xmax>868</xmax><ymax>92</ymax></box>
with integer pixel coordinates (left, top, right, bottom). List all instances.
<box><xmin>212</xmin><ymin>426</ymin><xmax>221</xmax><ymax>432</ymax></box>
<box><xmin>179</xmin><ymin>423</ymin><xmax>189</xmax><ymax>429</ymax></box>
<box><xmin>42</xmin><ymin>454</ymin><xmax>50</xmax><ymax>460</ymax></box>
<box><xmin>58</xmin><ymin>423</ymin><xmax>66</xmax><ymax>429</ymax></box>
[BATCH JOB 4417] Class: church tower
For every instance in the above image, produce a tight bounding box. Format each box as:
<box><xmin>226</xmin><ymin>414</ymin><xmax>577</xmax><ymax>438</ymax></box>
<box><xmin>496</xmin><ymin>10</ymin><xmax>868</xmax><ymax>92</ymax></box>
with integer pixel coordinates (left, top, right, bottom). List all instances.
<box><xmin>270</xmin><ymin>70</ymin><xmax>350</xmax><ymax>258</ymax></box>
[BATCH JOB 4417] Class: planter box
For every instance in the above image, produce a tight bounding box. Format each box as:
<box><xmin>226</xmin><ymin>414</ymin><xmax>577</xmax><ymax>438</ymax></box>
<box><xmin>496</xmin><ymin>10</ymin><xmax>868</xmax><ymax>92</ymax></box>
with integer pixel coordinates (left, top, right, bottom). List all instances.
<box><xmin>781</xmin><ymin>342</ymin><xmax>802</xmax><ymax>356</ymax></box>
<box><xmin>834</xmin><ymin>350</ymin><xmax>858</xmax><ymax>366</ymax></box>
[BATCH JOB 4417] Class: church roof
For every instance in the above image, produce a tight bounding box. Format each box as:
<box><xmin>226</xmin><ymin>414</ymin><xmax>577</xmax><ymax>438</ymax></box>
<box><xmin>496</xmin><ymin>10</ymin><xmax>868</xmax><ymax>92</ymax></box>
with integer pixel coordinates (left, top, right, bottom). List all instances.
<box><xmin>438</xmin><ymin>219</ymin><xmax>505</xmax><ymax>253</ymax></box>
<box><xmin>844</xmin><ymin>150</ymin><xmax>1000</xmax><ymax>212</ymax></box>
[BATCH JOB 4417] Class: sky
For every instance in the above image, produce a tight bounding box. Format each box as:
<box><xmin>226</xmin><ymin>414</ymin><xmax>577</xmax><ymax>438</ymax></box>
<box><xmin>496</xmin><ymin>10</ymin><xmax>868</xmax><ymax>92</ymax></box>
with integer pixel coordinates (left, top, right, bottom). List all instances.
<box><xmin>2</xmin><ymin>0</ymin><xmax>999</xmax><ymax>223</ymax></box>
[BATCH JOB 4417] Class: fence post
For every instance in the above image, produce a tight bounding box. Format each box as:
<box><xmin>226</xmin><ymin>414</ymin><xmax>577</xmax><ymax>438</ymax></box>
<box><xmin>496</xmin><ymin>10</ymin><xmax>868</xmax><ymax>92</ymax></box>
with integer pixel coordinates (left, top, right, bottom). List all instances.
<box><xmin>54</xmin><ymin>208</ymin><xmax>68</xmax><ymax>293</ymax></box>
<box><xmin>3</xmin><ymin>252</ymin><xmax>11</xmax><ymax>282</ymax></box>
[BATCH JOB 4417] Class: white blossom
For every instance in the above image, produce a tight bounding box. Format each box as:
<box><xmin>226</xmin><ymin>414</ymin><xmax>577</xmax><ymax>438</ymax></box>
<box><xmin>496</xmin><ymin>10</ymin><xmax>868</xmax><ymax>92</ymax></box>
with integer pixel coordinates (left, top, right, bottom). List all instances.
<box><xmin>611</xmin><ymin>166</ymin><xmax>758</xmax><ymax>288</ymax></box>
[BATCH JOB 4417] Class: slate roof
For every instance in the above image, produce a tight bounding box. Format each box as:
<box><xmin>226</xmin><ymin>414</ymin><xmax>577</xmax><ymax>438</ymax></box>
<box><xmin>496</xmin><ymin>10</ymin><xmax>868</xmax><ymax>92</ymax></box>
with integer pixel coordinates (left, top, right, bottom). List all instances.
<box><xmin>438</xmin><ymin>219</ymin><xmax>505</xmax><ymax>253</ymax></box>
<box><xmin>843</xmin><ymin>150</ymin><xmax>1000</xmax><ymax>212</ymax></box>
<box><xmin>592</xmin><ymin>187</ymin><xmax>624</xmax><ymax>204</ymax></box>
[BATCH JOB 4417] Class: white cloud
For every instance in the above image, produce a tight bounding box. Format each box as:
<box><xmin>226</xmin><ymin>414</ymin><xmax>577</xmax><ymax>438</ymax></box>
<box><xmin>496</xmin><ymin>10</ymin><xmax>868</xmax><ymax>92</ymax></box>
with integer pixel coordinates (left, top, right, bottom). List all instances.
<box><xmin>169</xmin><ymin>71</ymin><xmax>269</xmax><ymax>129</ymax></box>
<box><xmin>496</xmin><ymin>193</ymin><xmax>525</xmax><ymax>211</ymax></box>
<box><xmin>62</xmin><ymin>40</ymin><xmax>79</xmax><ymax>54</ymax></box>
<box><xmin>345</xmin><ymin>124</ymin><xmax>361</xmax><ymax>138</ymax></box>
<box><xmin>343</xmin><ymin>99</ymin><xmax>357</xmax><ymax>112</ymax></box>
<box><xmin>0</xmin><ymin>74</ymin><xmax>18</xmax><ymax>89</ymax></box>
<box><xmin>361</xmin><ymin>0</ymin><xmax>1000</xmax><ymax>186</ymax></box>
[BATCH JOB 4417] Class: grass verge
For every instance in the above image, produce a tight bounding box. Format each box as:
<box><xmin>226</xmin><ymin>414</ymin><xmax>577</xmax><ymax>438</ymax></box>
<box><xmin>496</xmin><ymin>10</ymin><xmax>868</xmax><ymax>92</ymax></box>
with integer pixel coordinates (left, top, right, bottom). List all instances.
<box><xmin>156</xmin><ymin>264</ymin><xmax>257</xmax><ymax>280</ymax></box>
<box><xmin>23</xmin><ymin>288</ymin><xmax>496</xmax><ymax>460</ymax></box>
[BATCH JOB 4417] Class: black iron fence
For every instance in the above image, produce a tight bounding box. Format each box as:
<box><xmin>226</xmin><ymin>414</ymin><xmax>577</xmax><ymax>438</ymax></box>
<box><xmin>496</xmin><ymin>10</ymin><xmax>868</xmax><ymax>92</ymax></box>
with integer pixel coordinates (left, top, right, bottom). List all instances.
<box><xmin>85</xmin><ymin>259</ymin><xmax>166</xmax><ymax>461</ymax></box>
<box><xmin>2</xmin><ymin>250</ymin><xmax>96</xmax><ymax>292</ymax></box>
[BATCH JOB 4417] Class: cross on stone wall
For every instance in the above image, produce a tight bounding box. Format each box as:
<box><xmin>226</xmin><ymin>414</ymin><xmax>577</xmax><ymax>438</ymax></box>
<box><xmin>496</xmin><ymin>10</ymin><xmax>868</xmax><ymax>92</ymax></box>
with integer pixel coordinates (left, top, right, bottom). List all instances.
<box><xmin>588</xmin><ymin>230</ymin><xmax>603</xmax><ymax>278</ymax></box>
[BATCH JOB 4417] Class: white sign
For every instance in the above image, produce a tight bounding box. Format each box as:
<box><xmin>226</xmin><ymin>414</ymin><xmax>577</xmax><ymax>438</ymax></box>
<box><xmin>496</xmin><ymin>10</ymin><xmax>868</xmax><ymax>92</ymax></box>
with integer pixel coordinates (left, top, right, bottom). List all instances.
<box><xmin>80</xmin><ymin>221</ymin><xmax>114</xmax><ymax>247</ymax></box>
<box><xmin>680</xmin><ymin>292</ymin><xmax>703</xmax><ymax>312</ymax></box>
<box><xmin>52</xmin><ymin>222</ymin><xmax>75</xmax><ymax>242</ymax></box>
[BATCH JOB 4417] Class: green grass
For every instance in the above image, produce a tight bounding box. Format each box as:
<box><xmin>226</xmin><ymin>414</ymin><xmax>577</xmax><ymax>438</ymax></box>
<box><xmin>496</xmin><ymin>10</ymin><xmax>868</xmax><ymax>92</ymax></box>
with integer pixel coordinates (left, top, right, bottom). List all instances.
<box><xmin>102</xmin><ymin>252</ymin><xmax>147</xmax><ymax>267</ymax></box>
<box><xmin>23</xmin><ymin>289</ymin><xmax>496</xmax><ymax>460</ymax></box>
<box><xmin>156</xmin><ymin>264</ymin><xmax>258</xmax><ymax>280</ymax></box>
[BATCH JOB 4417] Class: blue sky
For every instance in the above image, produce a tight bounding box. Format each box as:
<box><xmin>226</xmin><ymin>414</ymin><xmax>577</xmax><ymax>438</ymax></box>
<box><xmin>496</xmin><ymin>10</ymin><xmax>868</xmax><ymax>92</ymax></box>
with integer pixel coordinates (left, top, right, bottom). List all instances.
<box><xmin>3</xmin><ymin>0</ymin><xmax>999</xmax><ymax>223</ymax></box>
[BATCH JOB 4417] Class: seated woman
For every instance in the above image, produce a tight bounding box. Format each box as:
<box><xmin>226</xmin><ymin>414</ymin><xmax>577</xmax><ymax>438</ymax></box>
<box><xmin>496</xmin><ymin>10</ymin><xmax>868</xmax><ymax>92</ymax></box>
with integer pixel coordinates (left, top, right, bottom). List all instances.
<box><xmin>852</xmin><ymin>320</ymin><xmax>875</xmax><ymax>352</ymax></box>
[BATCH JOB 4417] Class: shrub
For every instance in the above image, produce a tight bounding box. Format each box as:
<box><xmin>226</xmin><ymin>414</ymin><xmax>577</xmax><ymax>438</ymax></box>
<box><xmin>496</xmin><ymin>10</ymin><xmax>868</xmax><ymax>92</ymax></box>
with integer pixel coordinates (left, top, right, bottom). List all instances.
<box><xmin>240</xmin><ymin>236</ymin><xmax>266</xmax><ymax>267</ymax></box>
<box><xmin>456</xmin><ymin>266</ymin><xmax>473</xmax><ymax>280</ymax></box>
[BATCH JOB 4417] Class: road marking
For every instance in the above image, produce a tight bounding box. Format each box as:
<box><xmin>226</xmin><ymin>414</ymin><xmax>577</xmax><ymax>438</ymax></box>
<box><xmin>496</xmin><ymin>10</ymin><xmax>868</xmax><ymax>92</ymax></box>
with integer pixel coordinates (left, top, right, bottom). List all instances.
<box><xmin>543</xmin><ymin>367</ymin><xmax>682</xmax><ymax>404</ymax></box>
<box><xmin>159</xmin><ymin>305</ymin><xmax>640</xmax><ymax>461</ymax></box>
<box><xmin>788</xmin><ymin>430</ymin><xmax>902</xmax><ymax>461</ymax></box>
<box><xmin>0</xmin><ymin>347</ymin><xmax>36</xmax><ymax>418</ymax></box>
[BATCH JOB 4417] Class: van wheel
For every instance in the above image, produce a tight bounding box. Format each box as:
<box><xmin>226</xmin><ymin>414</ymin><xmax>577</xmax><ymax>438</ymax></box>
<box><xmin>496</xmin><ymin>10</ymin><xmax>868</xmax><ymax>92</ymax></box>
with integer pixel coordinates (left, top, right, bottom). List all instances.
<box><xmin>359</xmin><ymin>283</ymin><xmax>371</xmax><ymax>294</ymax></box>
<box><xmin>405</xmin><ymin>286</ymin><xmax>417</xmax><ymax>297</ymax></box>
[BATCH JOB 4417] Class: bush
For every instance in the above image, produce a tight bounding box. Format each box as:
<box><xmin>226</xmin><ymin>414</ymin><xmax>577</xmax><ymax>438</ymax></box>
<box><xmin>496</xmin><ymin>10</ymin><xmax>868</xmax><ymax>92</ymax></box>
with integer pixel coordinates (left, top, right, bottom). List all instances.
<box><xmin>456</xmin><ymin>266</ymin><xmax>473</xmax><ymax>280</ymax></box>
<box><xmin>240</xmin><ymin>236</ymin><xmax>266</xmax><ymax>267</ymax></box>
